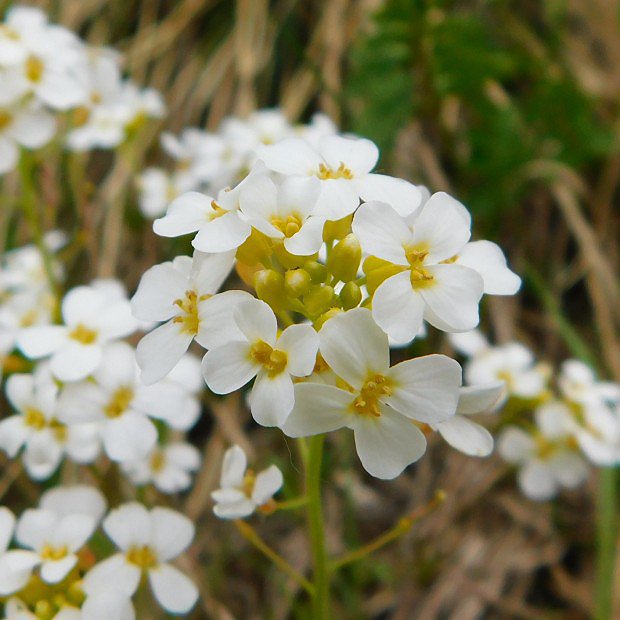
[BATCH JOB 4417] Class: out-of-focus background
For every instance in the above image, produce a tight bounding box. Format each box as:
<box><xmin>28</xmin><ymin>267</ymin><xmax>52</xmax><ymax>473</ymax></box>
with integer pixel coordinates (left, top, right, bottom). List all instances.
<box><xmin>5</xmin><ymin>1</ymin><xmax>620</xmax><ymax>618</ymax></box>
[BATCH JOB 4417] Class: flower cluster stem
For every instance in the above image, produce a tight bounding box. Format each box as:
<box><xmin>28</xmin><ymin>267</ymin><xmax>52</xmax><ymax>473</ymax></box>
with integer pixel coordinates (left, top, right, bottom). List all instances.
<box><xmin>595</xmin><ymin>467</ymin><xmax>617</xmax><ymax>620</ymax></box>
<box><xmin>306</xmin><ymin>434</ymin><xmax>331</xmax><ymax>618</ymax></box>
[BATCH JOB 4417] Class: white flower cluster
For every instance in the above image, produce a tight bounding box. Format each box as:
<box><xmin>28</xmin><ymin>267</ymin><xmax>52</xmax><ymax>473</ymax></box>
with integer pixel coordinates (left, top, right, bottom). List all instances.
<box><xmin>0</xmin><ymin>6</ymin><xmax>164</xmax><ymax>173</ymax></box>
<box><xmin>0</xmin><ymin>268</ymin><xmax>201</xmax><ymax>493</ymax></box>
<box><xmin>137</xmin><ymin>109</ymin><xmax>336</xmax><ymax>218</ymax></box>
<box><xmin>133</xmin><ymin>129</ymin><xmax>521</xmax><ymax>480</ymax></box>
<box><xmin>0</xmin><ymin>486</ymin><xmax>198</xmax><ymax>618</ymax></box>
<box><xmin>452</xmin><ymin>331</ymin><xmax>620</xmax><ymax>500</ymax></box>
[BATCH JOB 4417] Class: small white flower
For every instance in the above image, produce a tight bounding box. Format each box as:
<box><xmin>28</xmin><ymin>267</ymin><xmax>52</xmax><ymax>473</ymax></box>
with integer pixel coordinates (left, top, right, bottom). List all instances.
<box><xmin>131</xmin><ymin>250</ymin><xmax>252</xmax><ymax>384</ymax></box>
<box><xmin>121</xmin><ymin>441</ymin><xmax>201</xmax><ymax>494</ymax></box>
<box><xmin>202</xmin><ymin>298</ymin><xmax>319</xmax><ymax>426</ymax></box>
<box><xmin>137</xmin><ymin>167</ymin><xmax>196</xmax><ymax>219</ymax></box>
<box><xmin>558</xmin><ymin>359</ymin><xmax>620</xmax><ymax>408</ymax></box>
<box><xmin>17</xmin><ymin>283</ymin><xmax>137</xmax><ymax>382</ymax></box>
<box><xmin>58</xmin><ymin>342</ymin><xmax>189</xmax><ymax>462</ymax></box>
<box><xmin>498</xmin><ymin>404</ymin><xmax>589</xmax><ymax>501</ymax></box>
<box><xmin>39</xmin><ymin>485</ymin><xmax>107</xmax><ymax>522</ymax></box>
<box><xmin>434</xmin><ymin>382</ymin><xmax>505</xmax><ymax>457</ymax></box>
<box><xmin>282</xmin><ymin>308</ymin><xmax>462</xmax><ymax>479</ymax></box>
<box><xmin>15</xmin><ymin>507</ymin><xmax>97</xmax><ymax>583</ymax></box>
<box><xmin>82</xmin><ymin>503</ymin><xmax>198</xmax><ymax>615</ymax></box>
<box><xmin>256</xmin><ymin>135</ymin><xmax>421</xmax><ymax>219</ymax></box>
<box><xmin>212</xmin><ymin>445</ymin><xmax>283</xmax><ymax>519</ymax></box>
<box><xmin>353</xmin><ymin>195</ymin><xmax>484</xmax><ymax>343</ymax></box>
<box><xmin>239</xmin><ymin>174</ymin><xmax>325</xmax><ymax>255</ymax></box>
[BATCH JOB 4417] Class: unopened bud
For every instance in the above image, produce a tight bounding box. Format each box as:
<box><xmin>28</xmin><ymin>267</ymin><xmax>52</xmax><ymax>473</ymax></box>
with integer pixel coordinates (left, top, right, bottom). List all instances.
<box><xmin>236</xmin><ymin>229</ymin><xmax>273</xmax><ymax>266</ymax></box>
<box><xmin>340</xmin><ymin>281</ymin><xmax>362</xmax><ymax>310</ymax></box>
<box><xmin>315</xmin><ymin>307</ymin><xmax>343</xmax><ymax>330</ymax></box>
<box><xmin>304</xmin><ymin>284</ymin><xmax>335</xmax><ymax>317</ymax></box>
<box><xmin>273</xmin><ymin>244</ymin><xmax>310</xmax><ymax>269</ymax></box>
<box><xmin>285</xmin><ymin>269</ymin><xmax>312</xmax><ymax>297</ymax></box>
<box><xmin>254</xmin><ymin>269</ymin><xmax>286</xmax><ymax>307</ymax></box>
<box><xmin>327</xmin><ymin>234</ymin><xmax>361</xmax><ymax>282</ymax></box>
<box><xmin>304</xmin><ymin>260</ymin><xmax>328</xmax><ymax>284</ymax></box>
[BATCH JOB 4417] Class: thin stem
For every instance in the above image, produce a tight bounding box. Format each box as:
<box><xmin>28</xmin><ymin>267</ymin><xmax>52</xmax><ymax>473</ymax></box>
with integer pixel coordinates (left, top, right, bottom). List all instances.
<box><xmin>305</xmin><ymin>434</ymin><xmax>330</xmax><ymax>618</ymax></box>
<box><xmin>331</xmin><ymin>490</ymin><xmax>446</xmax><ymax>571</ymax></box>
<box><xmin>595</xmin><ymin>467</ymin><xmax>617</xmax><ymax>620</ymax></box>
<box><xmin>234</xmin><ymin>520</ymin><xmax>314</xmax><ymax>596</ymax></box>
<box><xmin>275</xmin><ymin>496</ymin><xmax>308</xmax><ymax>511</ymax></box>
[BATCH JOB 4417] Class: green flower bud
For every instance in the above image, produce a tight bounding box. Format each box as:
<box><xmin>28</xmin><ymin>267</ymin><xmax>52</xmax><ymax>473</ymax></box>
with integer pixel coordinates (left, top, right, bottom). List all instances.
<box><xmin>304</xmin><ymin>260</ymin><xmax>328</xmax><ymax>284</ymax></box>
<box><xmin>327</xmin><ymin>234</ymin><xmax>361</xmax><ymax>282</ymax></box>
<box><xmin>340</xmin><ymin>281</ymin><xmax>362</xmax><ymax>310</ymax></box>
<box><xmin>284</xmin><ymin>269</ymin><xmax>312</xmax><ymax>297</ymax></box>
<box><xmin>303</xmin><ymin>284</ymin><xmax>335</xmax><ymax>317</ymax></box>
<box><xmin>254</xmin><ymin>269</ymin><xmax>286</xmax><ymax>308</ymax></box>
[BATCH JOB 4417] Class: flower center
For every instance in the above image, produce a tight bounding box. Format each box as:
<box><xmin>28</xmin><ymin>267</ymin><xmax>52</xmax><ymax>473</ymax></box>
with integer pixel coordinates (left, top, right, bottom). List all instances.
<box><xmin>404</xmin><ymin>245</ymin><xmax>434</xmax><ymax>289</ymax></box>
<box><xmin>241</xmin><ymin>469</ymin><xmax>256</xmax><ymax>497</ymax></box>
<box><xmin>172</xmin><ymin>290</ymin><xmax>209</xmax><ymax>335</ymax></box>
<box><xmin>150</xmin><ymin>449</ymin><xmax>166</xmax><ymax>472</ymax></box>
<box><xmin>24</xmin><ymin>407</ymin><xmax>46</xmax><ymax>430</ymax></box>
<box><xmin>208</xmin><ymin>200</ymin><xmax>228</xmax><ymax>221</ymax></box>
<box><xmin>71</xmin><ymin>106</ymin><xmax>90</xmax><ymax>127</ymax></box>
<box><xmin>25</xmin><ymin>56</ymin><xmax>44</xmax><ymax>83</ymax></box>
<box><xmin>249</xmin><ymin>340</ymin><xmax>288</xmax><ymax>377</ymax></box>
<box><xmin>317</xmin><ymin>162</ymin><xmax>353</xmax><ymax>180</ymax></box>
<box><xmin>0</xmin><ymin>26</ymin><xmax>20</xmax><ymax>41</ymax></box>
<box><xmin>534</xmin><ymin>435</ymin><xmax>557</xmax><ymax>460</ymax></box>
<box><xmin>68</xmin><ymin>323</ymin><xmax>98</xmax><ymax>345</ymax></box>
<box><xmin>40</xmin><ymin>543</ymin><xmax>68</xmax><ymax>561</ymax></box>
<box><xmin>0</xmin><ymin>111</ymin><xmax>12</xmax><ymax>131</ymax></box>
<box><xmin>350</xmin><ymin>373</ymin><xmax>393</xmax><ymax>418</ymax></box>
<box><xmin>270</xmin><ymin>213</ymin><xmax>302</xmax><ymax>238</ymax></box>
<box><xmin>104</xmin><ymin>387</ymin><xmax>134</xmax><ymax>418</ymax></box>
<box><xmin>126</xmin><ymin>545</ymin><xmax>158</xmax><ymax>570</ymax></box>
<box><xmin>50</xmin><ymin>419</ymin><xmax>67</xmax><ymax>443</ymax></box>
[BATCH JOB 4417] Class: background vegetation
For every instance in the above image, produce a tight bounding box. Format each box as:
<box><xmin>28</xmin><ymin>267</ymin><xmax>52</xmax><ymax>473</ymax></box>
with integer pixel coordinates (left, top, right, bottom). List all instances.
<box><xmin>2</xmin><ymin>0</ymin><xmax>619</xmax><ymax>617</ymax></box>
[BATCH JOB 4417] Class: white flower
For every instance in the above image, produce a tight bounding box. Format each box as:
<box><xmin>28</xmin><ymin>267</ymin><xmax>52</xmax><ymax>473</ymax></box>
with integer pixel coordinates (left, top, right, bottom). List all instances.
<box><xmin>17</xmin><ymin>284</ymin><xmax>137</xmax><ymax>381</ymax></box>
<box><xmin>282</xmin><ymin>308</ymin><xmax>462</xmax><ymax>479</ymax></box>
<box><xmin>137</xmin><ymin>167</ymin><xmax>196</xmax><ymax>219</ymax></box>
<box><xmin>558</xmin><ymin>359</ymin><xmax>620</xmax><ymax>408</ymax></box>
<box><xmin>82</xmin><ymin>503</ymin><xmax>198</xmax><ymax>615</ymax></box>
<box><xmin>202</xmin><ymin>299</ymin><xmax>319</xmax><ymax>426</ymax></box>
<box><xmin>121</xmin><ymin>441</ymin><xmax>201</xmax><ymax>494</ymax></box>
<box><xmin>498</xmin><ymin>403</ymin><xmax>589</xmax><ymax>501</ymax></box>
<box><xmin>131</xmin><ymin>250</ymin><xmax>252</xmax><ymax>384</ymax></box>
<box><xmin>0</xmin><ymin>102</ymin><xmax>55</xmax><ymax>174</ymax></box>
<box><xmin>159</xmin><ymin>353</ymin><xmax>204</xmax><ymax>431</ymax></box>
<box><xmin>239</xmin><ymin>174</ymin><xmax>325</xmax><ymax>255</ymax></box>
<box><xmin>0</xmin><ymin>370</ymin><xmax>99</xmax><ymax>480</ymax></box>
<box><xmin>434</xmin><ymin>382</ymin><xmax>505</xmax><ymax>457</ymax></box>
<box><xmin>0</xmin><ymin>508</ymin><xmax>40</xmax><ymax>597</ymax></box>
<box><xmin>256</xmin><ymin>135</ymin><xmax>421</xmax><ymax>219</ymax></box>
<box><xmin>15</xmin><ymin>507</ymin><xmax>97</xmax><ymax>583</ymax></box>
<box><xmin>353</xmin><ymin>195</ymin><xmax>484</xmax><ymax>343</ymax></box>
<box><xmin>212</xmin><ymin>445</ymin><xmax>283</xmax><ymax>519</ymax></box>
<box><xmin>58</xmin><ymin>342</ymin><xmax>189</xmax><ymax>461</ymax></box>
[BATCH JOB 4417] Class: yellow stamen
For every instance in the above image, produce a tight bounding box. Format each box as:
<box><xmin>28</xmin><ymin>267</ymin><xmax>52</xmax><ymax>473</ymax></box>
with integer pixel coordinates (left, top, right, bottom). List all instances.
<box><xmin>208</xmin><ymin>200</ymin><xmax>228</xmax><ymax>220</ymax></box>
<box><xmin>24</xmin><ymin>407</ymin><xmax>46</xmax><ymax>430</ymax></box>
<box><xmin>40</xmin><ymin>544</ymin><xmax>68</xmax><ymax>561</ymax></box>
<box><xmin>404</xmin><ymin>244</ymin><xmax>435</xmax><ymax>289</ymax></box>
<box><xmin>150</xmin><ymin>450</ymin><xmax>166</xmax><ymax>472</ymax></box>
<box><xmin>25</xmin><ymin>56</ymin><xmax>44</xmax><ymax>83</ymax></box>
<box><xmin>249</xmin><ymin>340</ymin><xmax>288</xmax><ymax>377</ymax></box>
<box><xmin>104</xmin><ymin>387</ymin><xmax>134</xmax><ymax>418</ymax></box>
<box><xmin>172</xmin><ymin>290</ymin><xmax>210</xmax><ymax>335</ymax></box>
<box><xmin>0</xmin><ymin>110</ymin><xmax>12</xmax><ymax>131</ymax></box>
<box><xmin>350</xmin><ymin>373</ymin><xmax>393</xmax><ymax>418</ymax></box>
<box><xmin>68</xmin><ymin>324</ymin><xmax>98</xmax><ymax>345</ymax></box>
<box><xmin>126</xmin><ymin>545</ymin><xmax>158</xmax><ymax>570</ymax></box>
<box><xmin>317</xmin><ymin>162</ymin><xmax>353</xmax><ymax>180</ymax></box>
<box><xmin>270</xmin><ymin>213</ymin><xmax>303</xmax><ymax>238</ymax></box>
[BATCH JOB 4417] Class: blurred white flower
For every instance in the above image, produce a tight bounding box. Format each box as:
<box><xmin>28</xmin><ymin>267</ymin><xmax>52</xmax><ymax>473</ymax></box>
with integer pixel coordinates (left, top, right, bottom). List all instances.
<box><xmin>212</xmin><ymin>445</ymin><xmax>283</xmax><ymax>519</ymax></box>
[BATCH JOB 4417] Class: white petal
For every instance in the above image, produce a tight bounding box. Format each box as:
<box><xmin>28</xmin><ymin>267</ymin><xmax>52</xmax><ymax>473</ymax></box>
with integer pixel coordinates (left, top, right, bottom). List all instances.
<box><xmin>148</xmin><ymin>563</ymin><xmax>199</xmax><ymax>614</ymax></box>
<box><xmin>284</xmin><ymin>216</ymin><xmax>325</xmax><ymax>255</ymax></box>
<box><xmin>191</xmin><ymin>250</ymin><xmax>237</xmax><ymax>294</ymax></box>
<box><xmin>51</xmin><ymin>514</ymin><xmax>96</xmax><ymax>551</ymax></box>
<box><xmin>353</xmin><ymin>408</ymin><xmax>427</xmax><ymax>479</ymax></box>
<box><xmin>497</xmin><ymin>427</ymin><xmax>534</xmax><ymax>464</ymax></box>
<box><xmin>16</xmin><ymin>508</ymin><xmax>57</xmax><ymax>550</ymax></box>
<box><xmin>277</xmin><ymin>176</ymin><xmax>321</xmax><ymax>219</ymax></box>
<box><xmin>315</xmin><ymin>179</ymin><xmax>360</xmax><ymax>220</ymax></box>
<box><xmin>149</xmin><ymin>507</ymin><xmax>194</xmax><ymax>561</ymax></box>
<box><xmin>195</xmin><ymin>290</ymin><xmax>253</xmax><ymax>350</ymax></box>
<box><xmin>82</xmin><ymin>554</ymin><xmax>141</xmax><ymax>597</ymax></box>
<box><xmin>319</xmin><ymin>135</ymin><xmax>378</xmax><ymax>175</ymax></box>
<box><xmin>252</xmin><ymin>465</ymin><xmax>283</xmax><ymax>505</ymax></box>
<box><xmin>136</xmin><ymin>321</ymin><xmax>194</xmax><ymax>385</ymax></box>
<box><xmin>421</xmin><ymin>264</ymin><xmax>484</xmax><ymax>332</ymax></box>
<box><xmin>255</xmin><ymin>138</ymin><xmax>321</xmax><ymax>175</ymax></box>
<box><xmin>192</xmin><ymin>212</ymin><xmax>252</xmax><ymax>253</ymax></box>
<box><xmin>0</xmin><ymin>136</ymin><xmax>18</xmax><ymax>174</ymax></box>
<box><xmin>50</xmin><ymin>343</ymin><xmax>102</xmax><ymax>382</ymax></box>
<box><xmin>411</xmin><ymin>192</ymin><xmax>471</xmax><ymax>262</ymax></box>
<box><xmin>213</xmin><ymin>498</ymin><xmax>256</xmax><ymax>519</ymax></box>
<box><xmin>548</xmin><ymin>451</ymin><xmax>589</xmax><ymax>488</ymax></box>
<box><xmin>0</xmin><ymin>550</ymin><xmax>39</xmax><ymax>595</ymax></box>
<box><xmin>249</xmin><ymin>371</ymin><xmax>295</xmax><ymax>427</ymax></box>
<box><xmin>103</xmin><ymin>504</ymin><xmax>150</xmax><ymax>550</ymax></box>
<box><xmin>352</xmin><ymin>201</ymin><xmax>410</xmax><ymax>264</ymax></box>
<box><xmin>102</xmin><ymin>413</ymin><xmax>157</xmax><ymax>462</ymax></box>
<box><xmin>239</xmin><ymin>173</ymin><xmax>278</xmax><ymax>221</ymax></box>
<box><xmin>130</xmin><ymin>261</ymin><xmax>187</xmax><ymax>322</ymax></box>
<box><xmin>437</xmin><ymin>415</ymin><xmax>494</xmax><ymax>457</ymax></box>
<box><xmin>319</xmin><ymin>308</ymin><xmax>389</xmax><ymax>388</ymax></box>
<box><xmin>535</xmin><ymin>402</ymin><xmax>572</xmax><ymax>440</ymax></box>
<box><xmin>387</xmin><ymin>354</ymin><xmax>461</xmax><ymax>424</ymax></box>
<box><xmin>457</xmin><ymin>241</ymin><xmax>521</xmax><ymax>295</ymax></box>
<box><xmin>62</xmin><ymin>286</ymin><xmax>105</xmax><ymax>325</ymax></box>
<box><xmin>372</xmin><ymin>272</ymin><xmax>425</xmax><ymax>345</ymax></box>
<box><xmin>358</xmin><ymin>175</ymin><xmax>422</xmax><ymax>217</ymax></box>
<box><xmin>0</xmin><ymin>507</ymin><xmax>15</xmax><ymax>554</ymax></box>
<box><xmin>220</xmin><ymin>445</ymin><xmax>247</xmax><ymax>489</ymax></box>
<box><xmin>518</xmin><ymin>460</ymin><xmax>557</xmax><ymax>501</ymax></box>
<box><xmin>0</xmin><ymin>417</ymin><xmax>30</xmax><ymax>457</ymax></box>
<box><xmin>40</xmin><ymin>486</ymin><xmax>107</xmax><ymax>522</ymax></box>
<box><xmin>82</xmin><ymin>591</ymin><xmax>136</xmax><ymax>620</ymax></box>
<box><xmin>276</xmin><ymin>324</ymin><xmax>319</xmax><ymax>377</ymax></box>
<box><xmin>10</xmin><ymin>108</ymin><xmax>56</xmax><ymax>149</ymax></box>
<box><xmin>282</xmin><ymin>383</ymin><xmax>351</xmax><ymax>437</ymax></box>
<box><xmin>17</xmin><ymin>325</ymin><xmax>66</xmax><ymax>358</ymax></box>
<box><xmin>457</xmin><ymin>382</ymin><xmax>506</xmax><ymax>415</ymax></box>
<box><xmin>202</xmin><ymin>342</ymin><xmax>257</xmax><ymax>394</ymax></box>
<box><xmin>40</xmin><ymin>555</ymin><xmax>77</xmax><ymax>583</ymax></box>
<box><xmin>233</xmin><ymin>298</ymin><xmax>277</xmax><ymax>345</ymax></box>
<box><xmin>153</xmin><ymin>192</ymin><xmax>211</xmax><ymax>237</ymax></box>
<box><xmin>23</xmin><ymin>433</ymin><xmax>63</xmax><ymax>480</ymax></box>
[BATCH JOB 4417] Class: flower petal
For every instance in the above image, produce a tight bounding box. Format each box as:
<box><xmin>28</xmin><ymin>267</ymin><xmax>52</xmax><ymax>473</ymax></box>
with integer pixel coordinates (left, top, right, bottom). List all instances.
<box><xmin>457</xmin><ymin>241</ymin><xmax>521</xmax><ymax>295</ymax></box>
<box><xmin>276</xmin><ymin>324</ymin><xmax>319</xmax><ymax>377</ymax></box>
<box><xmin>437</xmin><ymin>415</ymin><xmax>494</xmax><ymax>457</ymax></box>
<box><xmin>202</xmin><ymin>342</ymin><xmax>257</xmax><ymax>394</ymax></box>
<box><xmin>149</xmin><ymin>563</ymin><xmax>199</xmax><ymax>614</ymax></box>
<box><xmin>252</xmin><ymin>465</ymin><xmax>283</xmax><ymax>505</ymax></box>
<box><xmin>249</xmin><ymin>371</ymin><xmax>295</xmax><ymax>427</ymax></box>
<box><xmin>149</xmin><ymin>507</ymin><xmax>194</xmax><ymax>561</ymax></box>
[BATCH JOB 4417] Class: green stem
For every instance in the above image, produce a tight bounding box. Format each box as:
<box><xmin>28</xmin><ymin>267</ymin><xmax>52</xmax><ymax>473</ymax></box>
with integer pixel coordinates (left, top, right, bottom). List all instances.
<box><xmin>306</xmin><ymin>435</ymin><xmax>330</xmax><ymax>618</ymax></box>
<box><xmin>275</xmin><ymin>496</ymin><xmax>308</xmax><ymax>511</ymax></box>
<box><xmin>595</xmin><ymin>467</ymin><xmax>617</xmax><ymax>620</ymax></box>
